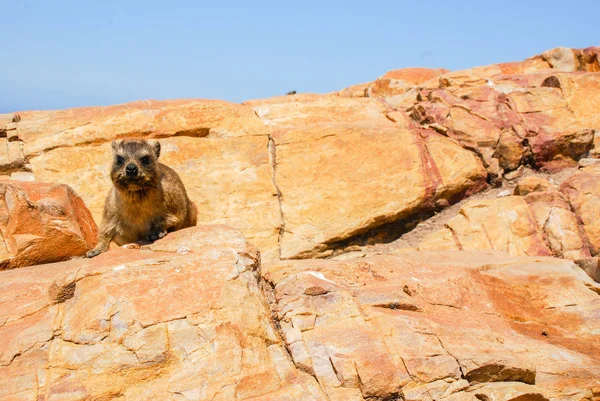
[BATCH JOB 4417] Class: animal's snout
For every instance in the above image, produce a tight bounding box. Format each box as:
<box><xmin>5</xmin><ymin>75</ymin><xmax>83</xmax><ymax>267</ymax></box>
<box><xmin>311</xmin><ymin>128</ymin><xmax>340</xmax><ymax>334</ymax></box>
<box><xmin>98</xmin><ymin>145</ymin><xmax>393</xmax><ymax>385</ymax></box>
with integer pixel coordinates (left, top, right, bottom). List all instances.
<box><xmin>126</xmin><ymin>163</ymin><xmax>138</xmax><ymax>177</ymax></box>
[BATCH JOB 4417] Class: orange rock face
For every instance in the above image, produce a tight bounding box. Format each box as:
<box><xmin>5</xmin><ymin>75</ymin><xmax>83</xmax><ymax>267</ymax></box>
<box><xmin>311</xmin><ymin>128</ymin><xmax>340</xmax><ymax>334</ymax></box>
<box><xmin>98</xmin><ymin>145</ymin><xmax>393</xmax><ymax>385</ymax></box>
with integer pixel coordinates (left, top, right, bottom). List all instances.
<box><xmin>0</xmin><ymin>225</ymin><xmax>326</xmax><ymax>400</ymax></box>
<box><xmin>272</xmin><ymin>124</ymin><xmax>486</xmax><ymax>258</ymax></box>
<box><xmin>1</xmin><ymin>46</ymin><xmax>600</xmax><ymax>400</ymax></box>
<box><xmin>0</xmin><ymin>181</ymin><xmax>97</xmax><ymax>269</ymax></box>
<box><xmin>419</xmin><ymin>187</ymin><xmax>592</xmax><ymax>261</ymax></box>
<box><xmin>264</xmin><ymin>252</ymin><xmax>600</xmax><ymax>400</ymax></box>
<box><xmin>2</xmin><ymin>226</ymin><xmax>598</xmax><ymax>400</ymax></box>
<box><xmin>561</xmin><ymin>165</ymin><xmax>600</xmax><ymax>255</ymax></box>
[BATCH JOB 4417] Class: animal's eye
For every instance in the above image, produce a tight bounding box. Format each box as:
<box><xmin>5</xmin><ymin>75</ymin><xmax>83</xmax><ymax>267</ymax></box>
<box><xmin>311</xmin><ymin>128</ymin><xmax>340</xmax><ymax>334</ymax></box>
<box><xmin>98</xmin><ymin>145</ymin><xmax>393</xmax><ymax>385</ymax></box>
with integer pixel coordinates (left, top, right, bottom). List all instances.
<box><xmin>140</xmin><ymin>156</ymin><xmax>151</xmax><ymax>166</ymax></box>
<box><xmin>115</xmin><ymin>155</ymin><xmax>125</xmax><ymax>165</ymax></box>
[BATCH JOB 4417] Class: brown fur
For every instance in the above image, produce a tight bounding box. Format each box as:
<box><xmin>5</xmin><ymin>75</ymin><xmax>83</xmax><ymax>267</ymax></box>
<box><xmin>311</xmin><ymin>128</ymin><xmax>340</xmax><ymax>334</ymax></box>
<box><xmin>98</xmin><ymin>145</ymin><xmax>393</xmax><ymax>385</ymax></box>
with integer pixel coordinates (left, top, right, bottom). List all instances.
<box><xmin>87</xmin><ymin>139</ymin><xmax>197</xmax><ymax>258</ymax></box>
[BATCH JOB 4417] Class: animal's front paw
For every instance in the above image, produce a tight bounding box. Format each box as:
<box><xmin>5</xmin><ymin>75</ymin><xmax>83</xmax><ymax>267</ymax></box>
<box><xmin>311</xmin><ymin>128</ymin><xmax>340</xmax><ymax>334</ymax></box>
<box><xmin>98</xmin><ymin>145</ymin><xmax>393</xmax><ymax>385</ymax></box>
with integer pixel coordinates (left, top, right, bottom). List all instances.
<box><xmin>147</xmin><ymin>230</ymin><xmax>167</xmax><ymax>242</ymax></box>
<box><xmin>86</xmin><ymin>248</ymin><xmax>102</xmax><ymax>258</ymax></box>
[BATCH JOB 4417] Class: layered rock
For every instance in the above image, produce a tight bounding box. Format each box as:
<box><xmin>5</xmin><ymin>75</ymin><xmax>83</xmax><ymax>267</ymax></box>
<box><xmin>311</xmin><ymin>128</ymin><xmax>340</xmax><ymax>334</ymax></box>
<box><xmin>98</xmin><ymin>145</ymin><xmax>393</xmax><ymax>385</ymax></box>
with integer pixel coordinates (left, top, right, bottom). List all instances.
<box><xmin>0</xmin><ymin>225</ymin><xmax>325</xmax><ymax>401</ymax></box>
<box><xmin>3</xmin><ymin>225</ymin><xmax>599</xmax><ymax>400</ymax></box>
<box><xmin>410</xmin><ymin>72</ymin><xmax>598</xmax><ymax>175</ymax></box>
<box><xmin>561</xmin><ymin>165</ymin><xmax>600</xmax><ymax>255</ymax></box>
<box><xmin>272</xmin><ymin>124</ymin><xmax>486</xmax><ymax>258</ymax></box>
<box><xmin>12</xmin><ymin>100</ymin><xmax>282</xmax><ymax>262</ymax></box>
<box><xmin>3</xmin><ymin>46</ymin><xmax>598</xmax><ymax>263</ymax></box>
<box><xmin>0</xmin><ymin>181</ymin><xmax>97</xmax><ymax>269</ymax></box>
<box><xmin>419</xmin><ymin>177</ymin><xmax>593</xmax><ymax>261</ymax></box>
<box><xmin>2</xmin><ymin>45</ymin><xmax>600</xmax><ymax>401</ymax></box>
<box><xmin>263</xmin><ymin>252</ymin><xmax>600</xmax><ymax>400</ymax></box>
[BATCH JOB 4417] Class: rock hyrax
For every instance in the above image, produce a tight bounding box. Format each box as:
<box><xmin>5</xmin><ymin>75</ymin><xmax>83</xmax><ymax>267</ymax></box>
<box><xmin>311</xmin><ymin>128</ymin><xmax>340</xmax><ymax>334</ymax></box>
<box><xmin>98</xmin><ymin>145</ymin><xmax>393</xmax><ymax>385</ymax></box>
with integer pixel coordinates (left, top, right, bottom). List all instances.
<box><xmin>87</xmin><ymin>139</ymin><xmax>197</xmax><ymax>258</ymax></box>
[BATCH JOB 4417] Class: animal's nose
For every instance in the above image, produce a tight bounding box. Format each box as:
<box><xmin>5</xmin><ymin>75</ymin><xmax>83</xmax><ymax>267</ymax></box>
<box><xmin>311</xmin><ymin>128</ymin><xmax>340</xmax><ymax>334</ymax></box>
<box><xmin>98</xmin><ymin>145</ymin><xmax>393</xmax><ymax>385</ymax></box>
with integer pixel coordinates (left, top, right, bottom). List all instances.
<box><xmin>126</xmin><ymin>163</ymin><xmax>138</xmax><ymax>176</ymax></box>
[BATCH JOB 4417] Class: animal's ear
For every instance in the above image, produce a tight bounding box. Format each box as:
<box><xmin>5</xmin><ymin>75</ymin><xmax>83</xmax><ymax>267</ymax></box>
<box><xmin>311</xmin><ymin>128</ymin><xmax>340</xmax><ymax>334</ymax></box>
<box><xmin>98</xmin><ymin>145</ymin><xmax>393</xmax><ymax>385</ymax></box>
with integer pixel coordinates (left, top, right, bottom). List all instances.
<box><xmin>111</xmin><ymin>140</ymin><xmax>121</xmax><ymax>152</ymax></box>
<box><xmin>153</xmin><ymin>141</ymin><xmax>161</xmax><ymax>159</ymax></box>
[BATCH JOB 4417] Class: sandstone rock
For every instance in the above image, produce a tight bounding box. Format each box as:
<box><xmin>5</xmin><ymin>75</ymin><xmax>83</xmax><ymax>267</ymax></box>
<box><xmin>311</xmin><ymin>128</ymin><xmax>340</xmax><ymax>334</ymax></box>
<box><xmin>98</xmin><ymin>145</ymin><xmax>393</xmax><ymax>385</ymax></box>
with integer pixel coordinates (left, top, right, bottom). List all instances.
<box><xmin>30</xmin><ymin>136</ymin><xmax>282</xmax><ymax>262</ymax></box>
<box><xmin>437</xmin><ymin>57</ymin><xmax>551</xmax><ymax>88</ymax></box>
<box><xmin>524</xmin><ymin>191</ymin><xmax>591</xmax><ymax>260</ymax></box>
<box><xmin>578</xmin><ymin>157</ymin><xmax>600</xmax><ymax>167</ymax></box>
<box><xmin>419</xmin><ymin>193</ymin><xmax>591</xmax><ymax>260</ymax></box>
<box><xmin>410</xmin><ymin>72</ymin><xmax>598</xmax><ymax>172</ymax></box>
<box><xmin>367</xmin><ymin>67</ymin><xmax>449</xmax><ymax>97</ymax></box>
<box><xmin>335</xmin><ymin>82</ymin><xmax>369</xmax><ymax>98</ymax></box>
<box><xmin>541</xmin><ymin>47</ymin><xmax>578</xmax><ymax>72</ymax></box>
<box><xmin>513</xmin><ymin>176</ymin><xmax>557</xmax><ymax>195</ymax></box>
<box><xmin>561</xmin><ymin>164</ymin><xmax>600</xmax><ymax>254</ymax></box>
<box><xmin>245</xmin><ymin>94</ymin><xmax>394</xmax><ymax>129</ymax></box>
<box><xmin>17</xmin><ymin>99</ymin><xmax>267</xmax><ymax>157</ymax></box>
<box><xmin>0</xmin><ymin>225</ymin><xmax>326</xmax><ymax>400</ymax></box>
<box><xmin>273</xmin><ymin>124</ymin><xmax>486</xmax><ymax>258</ymax></box>
<box><xmin>574</xmin><ymin>257</ymin><xmax>600</xmax><ymax>282</ymax></box>
<box><xmin>542</xmin><ymin>46</ymin><xmax>600</xmax><ymax>72</ymax></box>
<box><xmin>420</xmin><ymin>196</ymin><xmax>551</xmax><ymax>255</ymax></box>
<box><xmin>503</xmin><ymin>165</ymin><xmax>525</xmax><ymax>180</ymax></box>
<box><xmin>262</xmin><ymin>252</ymin><xmax>600</xmax><ymax>400</ymax></box>
<box><xmin>0</xmin><ymin>181</ymin><xmax>97</xmax><ymax>270</ymax></box>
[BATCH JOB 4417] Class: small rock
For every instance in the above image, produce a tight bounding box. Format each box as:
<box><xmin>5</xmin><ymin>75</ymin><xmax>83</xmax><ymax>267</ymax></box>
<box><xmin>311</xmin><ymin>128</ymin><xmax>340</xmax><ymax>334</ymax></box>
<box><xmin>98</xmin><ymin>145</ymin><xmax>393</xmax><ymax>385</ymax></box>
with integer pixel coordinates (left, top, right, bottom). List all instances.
<box><xmin>497</xmin><ymin>190</ymin><xmax>512</xmax><ymax>198</ymax></box>
<box><xmin>0</xmin><ymin>181</ymin><xmax>97</xmax><ymax>269</ymax></box>
<box><xmin>574</xmin><ymin>257</ymin><xmax>600</xmax><ymax>283</ymax></box>
<box><xmin>10</xmin><ymin>171</ymin><xmax>35</xmax><ymax>182</ymax></box>
<box><xmin>514</xmin><ymin>176</ymin><xmax>556</xmax><ymax>196</ymax></box>
<box><xmin>578</xmin><ymin>157</ymin><xmax>600</xmax><ymax>167</ymax></box>
<box><xmin>503</xmin><ymin>166</ymin><xmax>525</xmax><ymax>181</ymax></box>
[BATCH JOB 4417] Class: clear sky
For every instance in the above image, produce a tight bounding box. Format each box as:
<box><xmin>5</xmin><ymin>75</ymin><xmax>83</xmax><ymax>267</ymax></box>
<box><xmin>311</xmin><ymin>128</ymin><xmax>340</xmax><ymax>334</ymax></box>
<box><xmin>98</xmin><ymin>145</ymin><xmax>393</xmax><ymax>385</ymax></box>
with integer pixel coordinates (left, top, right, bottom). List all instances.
<box><xmin>2</xmin><ymin>0</ymin><xmax>599</xmax><ymax>112</ymax></box>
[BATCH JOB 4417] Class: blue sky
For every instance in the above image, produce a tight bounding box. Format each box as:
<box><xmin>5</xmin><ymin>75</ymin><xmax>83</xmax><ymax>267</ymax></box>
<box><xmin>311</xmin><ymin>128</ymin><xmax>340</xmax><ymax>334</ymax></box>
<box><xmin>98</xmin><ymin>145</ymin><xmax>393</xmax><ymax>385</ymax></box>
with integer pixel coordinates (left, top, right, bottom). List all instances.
<box><xmin>2</xmin><ymin>0</ymin><xmax>599</xmax><ymax>112</ymax></box>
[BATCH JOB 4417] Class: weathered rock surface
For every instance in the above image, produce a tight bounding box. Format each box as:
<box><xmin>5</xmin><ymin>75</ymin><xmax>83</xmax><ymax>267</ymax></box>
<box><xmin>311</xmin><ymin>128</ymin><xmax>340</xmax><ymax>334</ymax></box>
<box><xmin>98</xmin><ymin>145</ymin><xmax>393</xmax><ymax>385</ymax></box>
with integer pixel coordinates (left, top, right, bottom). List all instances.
<box><xmin>244</xmin><ymin>94</ymin><xmax>394</xmax><ymax>129</ymax></box>
<box><xmin>273</xmin><ymin>124</ymin><xmax>486</xmax><ymax>258</ymax></box>
<box><xmin>419</xmin><ymin>190</ymin><xmax>592</xmax><ymax>261</ymax></box>
<box><xmin>0</xmin><ymin>181</ymin><xmax>97</xmax><ymax>270</ymax></box>
<box><xmin>3</xmin><ymin>225</ymin><xmax>599</xmax><ymax>400</ymax></box>
<box><xmin>411</xmin><ymin>72</ymin><xmax>598</xmax><ymax>174</ymax></box>
<box><xmin>3</xmin><ymin>46</ymin><xmax>599</xmax><ymax>263</ymax></box>
<box><xmin>2</xmin><ymin>45</ymin><xmax>600</xmax><ymax>401</ymax></box>
<box><xmin>263</xmin><ymin>252</ymin><xmax>600</xmax><ymax>400</ymax></box>
<box><xmin>0</xmin><ymin>225</ymin><xmax>326</xmax><ymax>401</ymax></box>
<box><xmin>366</xmin><ymin>67</ymin><xmax>450</xmax><ymax>98</ymax></box>
<box><xmin>561</xmin><ymin>165</ymin><xmax>600</xmax><ymax>255</ymax></box>
<box><xmin>30</xmin><ymin>136</ymin><xmax>283</xmax><ymax>262</ymax></box>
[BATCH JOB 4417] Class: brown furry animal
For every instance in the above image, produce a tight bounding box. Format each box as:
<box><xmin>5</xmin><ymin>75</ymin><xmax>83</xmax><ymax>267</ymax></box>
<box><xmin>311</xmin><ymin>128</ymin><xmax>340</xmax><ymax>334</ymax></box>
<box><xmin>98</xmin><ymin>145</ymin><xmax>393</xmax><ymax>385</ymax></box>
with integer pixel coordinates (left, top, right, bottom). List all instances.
<box><xmin>87</xmin><ymin>139</ymin><xmax>197</xmax><ymax>258</ymax></box>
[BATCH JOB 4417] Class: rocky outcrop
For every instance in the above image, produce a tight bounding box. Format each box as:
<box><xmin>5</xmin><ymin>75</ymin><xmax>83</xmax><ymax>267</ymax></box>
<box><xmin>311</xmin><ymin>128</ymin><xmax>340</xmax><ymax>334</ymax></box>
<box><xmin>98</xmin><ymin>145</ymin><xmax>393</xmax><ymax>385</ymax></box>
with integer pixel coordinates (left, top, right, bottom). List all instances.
<box><xmin>0</xmin><ymin>181</ymin><xmax>97</xmax><ymax>269</ymax></box>
<box><xmin>270</xmin><ymin>123</ymin><xmax>486</xmax><ymax>258</ymax></box>
<box><xmin>0</xmin><ymin>225</ymin><xmax>326</xmax><ymax>400</ymax></box>
<box><xmin>2</xmin><ymin>46</ymin><xmax>598</xmax><ymax>264</ymax></box>
<box><xmin>263</xmin><ymin>251</ymin><xmax>600</xmax><ymax>400</ymax></box>
<box><xmin>2</xmin><ymin>225</ymin><xmax>599</xmax><ymax>401</ymax></box>
<box><xmin>561</xmin><ymin>165</ymin><xmax>600</xmax><ymax>255</ymax></box>
<box><xmin>418</xmin><ymin>165</ymin><xmax>600</xmax><ymax>267</ymax></box>
<box><xmin>2</xmin><ymin>46</ymin><xmax>600</xmax><ymax>401</ymax></box>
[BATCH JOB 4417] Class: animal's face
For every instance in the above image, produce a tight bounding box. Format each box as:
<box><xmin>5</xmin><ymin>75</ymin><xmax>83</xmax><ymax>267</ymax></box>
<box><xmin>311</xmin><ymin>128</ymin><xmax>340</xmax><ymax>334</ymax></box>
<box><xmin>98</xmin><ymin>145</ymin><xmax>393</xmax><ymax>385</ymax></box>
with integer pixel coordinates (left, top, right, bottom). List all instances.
<box><xmin>110</xmin><ymin>139</ymin><xmax>161</xmax><ymax>191</ymax></box>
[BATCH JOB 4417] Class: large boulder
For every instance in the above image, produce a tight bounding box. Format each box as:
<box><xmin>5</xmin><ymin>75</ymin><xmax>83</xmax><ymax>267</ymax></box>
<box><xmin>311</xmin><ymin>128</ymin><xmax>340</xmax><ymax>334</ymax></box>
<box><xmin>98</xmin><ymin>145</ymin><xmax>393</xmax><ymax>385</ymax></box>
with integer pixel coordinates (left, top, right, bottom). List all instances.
<box><xmin>272</xmin><ymin>124</ymin><xmax>486</xmax><ymax>258</ymax></box>
<box><xmin>0</xmin><ymin>225</ymin><xmax>325</xmax><ymax>400</ymax></box>
<box><xmin>262</xmin><ymin>252</ymin><xmax>600</xmax><ymax>401</ymax></box>
<box><xmin>410</xmin><ymin>72</ymin><xmax>599</xmax><ymax>173</ymax></box>
<box><xmin>561</xmin><ymin>165</ymin><xmax>600</xmax><ymax>255</ymax></box>
<box><xmin>19</xmin><ymin>95</ymin><xmax>489</xmax><ymax>263</ymax></box>
<box><xmin>3</xmin><ymin>46</ymin><xmax>599</xmax><ymax>266</ymax></box>
<box><xmin>0</xmin><ymin>181</ymin><xmax>97</xmax><ymax>270</ymax></box>
<box><xmin>16</xmin><ymin>100</ymin><xmax>282</xmax><ymax>262</ymax></box>
<box><xmin>419</xmin><ymin>190</ymin><xmax>592</xmax><ymax>261</ymax></box>
<box><xmin>244</xmin><ymin>94</ymin><xmax>395</xmax><ymax>129</ymax></box>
